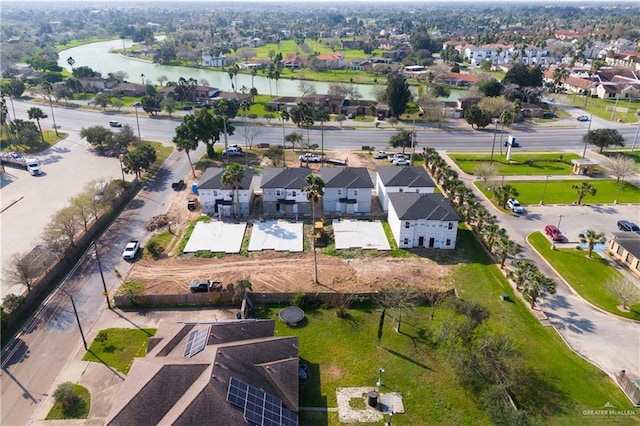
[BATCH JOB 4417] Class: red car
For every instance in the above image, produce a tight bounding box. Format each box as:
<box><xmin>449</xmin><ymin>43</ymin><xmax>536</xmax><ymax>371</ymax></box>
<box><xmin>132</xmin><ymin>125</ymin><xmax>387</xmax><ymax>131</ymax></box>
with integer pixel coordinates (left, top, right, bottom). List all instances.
<box><xmin>544</xmin><ymin>225</ymin><xmax>563</xmax><ymax>241</ymax></box>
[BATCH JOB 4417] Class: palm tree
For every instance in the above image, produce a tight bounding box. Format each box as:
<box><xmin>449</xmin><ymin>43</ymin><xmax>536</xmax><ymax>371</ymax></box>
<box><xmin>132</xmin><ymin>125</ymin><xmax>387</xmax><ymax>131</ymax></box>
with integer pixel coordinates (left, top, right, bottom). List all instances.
<box><xmin>27</xmin><ymin>106</ymin><xmax>46</xmax><ymax>143</ymax></box>
<box><xmin>495</xmin><ymin>236</ymin><xmax>522</xmax><ymax>269</ymax></box>
<box><xmin>302</xmin><ymin>174</ymin><xmax>325</xmax><ymax>283</ymax></box>
<box><xmin>222</xmin><ymin>163</ymin><xmax>245</xmax><ymax>217</ymax></box>
<box><xmin>578</xmin><ymin>229</ymin><xmax>606</xmax><ymax>258</ymax></box>
<box><xmin>493</xmin><ymin>184</ymin><xmax>519</xmax><ymax>208</ymax></box>
<box><xmin>41</xmin><ymin>81</ymin><xmax>58</xmax><ymax>136</ymax></box>
<box><xmin>481</xmin><ymin>223</ymin><xmax>506</xmax><ymax>252</ymax></box>
<box><xmin>571</xmin><ymin>182</ymin><xmax>597</xmax><ymax>205</ymax></box>
<box><xmin>523</xmin><ymin>273</ymin><xmax>557</xmax><ymax>309</ymax></box>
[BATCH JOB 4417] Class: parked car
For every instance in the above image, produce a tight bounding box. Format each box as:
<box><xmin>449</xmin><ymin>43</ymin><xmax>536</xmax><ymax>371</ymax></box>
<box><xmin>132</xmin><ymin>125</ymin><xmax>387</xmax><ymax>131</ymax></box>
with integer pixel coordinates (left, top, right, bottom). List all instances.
<box><xmin>122</xmin><ymin>240</ymin><xmax>140</xmax><ymax>260</ymax></box>
<box><xmin>617</xmin><ymin>220</ymin><xmax>640</xmax><ymax>232</ymax></box>
<box><xmin>189</xmin><ymin>279</ymin><xmax>223</xmax><ymax>293</ymax></box>
<box><xmin>544</xmin><ymin>225</ymin><xmax>563</xmax><ymax>241</ymax></box>
<box><xmin>299</xmin><ymin>152</ymin><xmax>321</xmax><ymax>162</ymax></box>
<box><xmin>577</xmin><ymin>115</ymin><xmax>590</xmax><ymax>122</ymax></box>
<box><xmin>171</xmin><ymin>180</ymin><xmax>186</xmax><ymax>191</ymax></box>
<box><xmin>542</xmin><ymin>112</ymin><xmax>556</xmax><ymax>119</ymax></box>
<box><xmin>373</xmin><ymin>151</ymin><xmax>388</xmax><ymax>159</ymax></box>
<box><xmin>393</xmin><ymin>158</ymin><xmax>411</xmax><ymax>166</ymax></box>
<box><xmin>388</xmin><ymin>153</ymin><xmax>408</xmax><ymax>162</ymax></box>
<box><xmin>506</xmin><ymin>199</ymin><xmax>524</xmax><ymax>214</ymax></box>
<box><xmin>222</xmin><ymin>147</ymin><xmax>243</xmax><ymax>156</ymax></box>
<box><xmin>347</xmin><ymin>112</ymin><xmax>355</xmax><ymax>119</ymax></box>
<box><xmin>182</xmin><ymin>105</ymin><xmax>193</xmax><ymax>111</ymax></box>
<box><xmin>109</xmin><ymin>120</ymin><xmax>122</xmax><ymax>128</ymax></box>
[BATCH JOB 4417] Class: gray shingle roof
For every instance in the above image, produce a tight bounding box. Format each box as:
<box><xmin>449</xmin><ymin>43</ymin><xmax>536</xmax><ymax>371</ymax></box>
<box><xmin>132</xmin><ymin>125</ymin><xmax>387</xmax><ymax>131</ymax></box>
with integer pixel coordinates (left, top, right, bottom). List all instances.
<box><xmin>611</xmin><ymin>232</ymin><xmax>640</xmax><ymax>259</ymax></box>
<box><xmin>107</xmin><ymin>320</ymin><xmax>299</xmax><ymax>426</ymax></box>
<box><xmin>377</xmin><ymin>166</ymin><xmax>435</xmax><ymax>188</ymax></box>
<box><xmin>319</xmin><ymin>166</ymin><xmax>374</xmax><ymax>188</ymax></box>
<box><xmin>198</xmin><ymin>167</ymin><xmax>255</xmax><ymax>190</ymax></box>
<box><xmin>261</xmin><ymin>167</ymin><xmax>311</xmax><ymax>189</ymax></box>
<box><xmin>388</xmin><ymin>193</ymin><xmax>461</xmax><ymax>221</ymax></box>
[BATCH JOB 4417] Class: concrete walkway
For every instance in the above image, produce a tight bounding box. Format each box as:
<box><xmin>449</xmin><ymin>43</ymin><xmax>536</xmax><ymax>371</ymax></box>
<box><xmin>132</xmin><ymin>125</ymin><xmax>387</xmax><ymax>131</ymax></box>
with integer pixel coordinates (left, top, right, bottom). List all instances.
<box><xmin>439</xmin><ymin>149</ymin><xmax>640</xmax><ymax>385</ymax></box>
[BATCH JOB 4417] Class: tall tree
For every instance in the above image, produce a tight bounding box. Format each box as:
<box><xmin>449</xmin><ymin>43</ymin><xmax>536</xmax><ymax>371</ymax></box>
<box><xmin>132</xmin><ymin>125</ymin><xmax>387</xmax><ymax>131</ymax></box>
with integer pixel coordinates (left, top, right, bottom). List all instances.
<box><xmin>602</xmin><ymin>155</ymin><xmax>637</xmax><ymax>184</ymax></box>
<box><xmin>27</xmin><ymin>106</ymin><xmax>46</xmax><ymax>143</ymax></box>
<box><xmin>385</xmin><ymin>72</ymin><xmax>412</xmax><ymax>119</ymax></box>
<box><xmin>464</xmin><ymin>105</ymin><xmax>492</xmax><ymax>129</ymax></box>
<box><xmin>123</xmin><ymin>144</ymin><xmax>156</xmax><ymax>179</ymax></box>
<box><xmin>6</xmin><ymin>253</ymin><xmax>43</xmax><ymax>293</ymax></box>
<box><xmin>302</xmin><ymin>174</ymin><xmax>325</xmax><ymax>283</ymax></box>
<box><xmin>222</xmin><ymin>163</ymin><xmax>245</xmax><ymax>217</ymax></box>
<box><xmin>578</xmin><ymin>229</ymin><xmax>606</xmax><ymax>258</ymax></box>
<box><xmin>583</xmin><ymin>128</ymin><xmax>625</xmax><ymax>153</ymax></box>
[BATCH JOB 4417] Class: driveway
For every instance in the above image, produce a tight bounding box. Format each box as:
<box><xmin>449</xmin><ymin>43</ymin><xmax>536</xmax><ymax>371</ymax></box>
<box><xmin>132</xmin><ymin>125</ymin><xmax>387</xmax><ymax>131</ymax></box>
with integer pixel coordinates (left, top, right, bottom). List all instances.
<box><xmin>441</xmin><ymin>150</ymin><xmax>640</xmax><ymax>380</ymax></box>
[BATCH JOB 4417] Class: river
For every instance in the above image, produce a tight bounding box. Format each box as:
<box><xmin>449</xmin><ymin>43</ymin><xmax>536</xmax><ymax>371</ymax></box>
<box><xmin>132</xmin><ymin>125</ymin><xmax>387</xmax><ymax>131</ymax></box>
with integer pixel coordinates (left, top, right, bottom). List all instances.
<box><xmin>58</xmin><ymin>39</ymin><xmax>464</xmax><ymax>101</ymax></box>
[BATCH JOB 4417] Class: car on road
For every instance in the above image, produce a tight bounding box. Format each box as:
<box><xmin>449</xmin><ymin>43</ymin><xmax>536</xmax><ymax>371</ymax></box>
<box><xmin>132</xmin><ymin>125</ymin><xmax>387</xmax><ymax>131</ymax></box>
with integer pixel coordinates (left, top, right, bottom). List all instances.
<box><xmin>122</xmin><ymin>240</ymin><xmax>140</xmax><ymax>260</ymax></box>
<box><xmin>617</xmin><ymin>220</ymin><xmax>640</xmax><ymax>232</ymax></box>
<box><xmin>504</xmin><ymin>140</ymin><xmax>520</xmax><ymax>147</ymax></box>
<box><xmin>373</xmin><ymin>151</ymin><xmax>388</xmax><ymax>159</ymax></box>
<box><xmin>299</xmin><ymin>152</ymin><xmax>321</xmax><ymax>162</ymax></box>
<box><xmin>393</xmin><ymin>158</ymin><xmax>411</xmax><ymax>166</ymax></box>
<box><xmin>171</xmin><ymin>180</ymin><xmax>186</xmax><ymax>191</ymax></box>
<box><xmin>222</xmin><ymin>147</ymin><xmax>243</xmax><ymax>156</ymax></box>
<box><xmin>577</xmin><ymin>115</ymin><xmax>590</xmax><ymax>122</ymax></box>
<box><xmin>506</xmin><ymin>198</ymin><xmax>524</xmax><ymax>214</ymax></box>
<box><xmin>109</xmin><ymin>120</ymin><xmax>122</xmax><ymax>128</ymax></box>
<box><xmin>189</xmin><ymin>279</ymin><xmax>223</xmax><ymax>293</ymax></box>
<box><xmin>544</xmin><ymin>225</ymin><xmax>563</xmax><ymax>241</ymax></box>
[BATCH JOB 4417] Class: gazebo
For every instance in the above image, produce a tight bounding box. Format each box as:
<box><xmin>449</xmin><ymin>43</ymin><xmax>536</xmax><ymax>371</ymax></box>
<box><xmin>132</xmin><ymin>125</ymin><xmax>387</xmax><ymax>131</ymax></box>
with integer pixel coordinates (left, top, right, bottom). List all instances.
<box><xmin>571</xmin><ymin>158</ymin><xmax>598</xmax><ymax>175</ymax></box>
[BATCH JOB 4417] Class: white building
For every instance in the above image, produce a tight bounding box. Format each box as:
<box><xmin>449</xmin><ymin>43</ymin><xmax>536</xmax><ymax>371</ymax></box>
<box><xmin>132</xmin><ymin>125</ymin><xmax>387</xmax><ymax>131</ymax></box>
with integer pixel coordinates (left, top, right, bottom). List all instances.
<box><xmin>376</xmin><ymin>166</ymin><xmax>435</xmax><ymax>212</ymax></box>
<box><xmin>198</xmin><ymin>167</ymin><xmax>255</xmax><ymax>217</ymax></box>
<box><xmin>202</xmin><ymin>53</ymin><xmax>227</xmax><ymax>67</ymax></box>
<box><xmin>387</xmin><ymin>193</ymin><xmax>461</xmax><ymax>249</ymax></box>
<box><xmin>260</xmin><ymin>167</ymin><xmax>311</xmax><ymax>216</ymax></box>
<box><xmin>320</xmin><ymin>167</ymin><xmax>373</xmax><ymax>214</ymax></box>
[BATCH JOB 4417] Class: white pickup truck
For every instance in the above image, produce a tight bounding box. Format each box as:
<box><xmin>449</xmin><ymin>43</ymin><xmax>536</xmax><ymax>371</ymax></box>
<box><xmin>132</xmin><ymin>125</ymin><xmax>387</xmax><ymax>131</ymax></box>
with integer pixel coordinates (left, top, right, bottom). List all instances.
<box><xmin>299</xmin><ymin>152</ymin><xmax>321</xmax><ymax>163</ymax></box>
<box><xmin>1</xmin><ymin>152</ymin><xmax>41</xmax><ymax>175</ymax></box>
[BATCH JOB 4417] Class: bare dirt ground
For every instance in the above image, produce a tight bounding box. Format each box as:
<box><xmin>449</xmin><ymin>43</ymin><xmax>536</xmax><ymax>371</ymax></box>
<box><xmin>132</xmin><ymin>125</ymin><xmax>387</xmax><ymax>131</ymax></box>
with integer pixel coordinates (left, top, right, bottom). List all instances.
<box><xmin>131</xmin><ymin>149</ymin><xmax>452</xmax><ymax>295</ymax></box>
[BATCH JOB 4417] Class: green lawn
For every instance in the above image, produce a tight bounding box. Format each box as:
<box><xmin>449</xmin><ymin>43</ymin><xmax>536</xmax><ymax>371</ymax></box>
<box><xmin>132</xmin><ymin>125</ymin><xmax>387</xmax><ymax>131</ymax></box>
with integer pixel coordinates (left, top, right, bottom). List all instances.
<box><xmin>266</xmin><ymin>229</ymin><xmax>638</xmax><ymax>425</ymax></box>
<box><xmin>83</xmin><ymin>328</ymin><xmax>156</xmax><ymax>374</ymax></box>
<box><xmin>46</xmin><ymin>384</ymin><xmax>90</xmax><ymax>420</ymax></box>
<box><xmin>528</xmin><ymin>232</ymin><xmax>640</xmax><ymax>320</ymax></box>
<box><xmin>1</xmin><ymin>129</ymin><xmax>66</xmax><ymax>153</ymax></box>
<box><xmin>449</xmin><ymin>152</ymin><xmax>581</xmax><ymax>175</ymax></box>
<box><xmin>604</xmin><ymin>150</ymin><xmax>640</xmax><ymax>165</ymax></box>
<box><xmin>476</xmin><ymin>180</ymin><xmax>640</xmax><ymax>205</ymax></box>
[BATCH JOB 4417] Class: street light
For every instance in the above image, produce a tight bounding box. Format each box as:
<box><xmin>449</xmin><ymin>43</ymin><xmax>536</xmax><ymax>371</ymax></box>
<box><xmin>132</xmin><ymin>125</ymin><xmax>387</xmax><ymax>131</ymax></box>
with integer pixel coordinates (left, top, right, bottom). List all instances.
<box><xmin>631</xmin><ymin>120</ymin><xmax>640</xmax><ymax>152</ymax></box>
<box><xmin>60</xmin><ymin>289</ymin><xmax>88</xmax><ymax>350</ymax></box>
<box><xmin>140</xmin><ymin>73</ymin><xmax>145</xmax><ymax>85</ymax></box>
<box><xmin>92</xmin><ymin>241</ymin><xmax>112</xmax><ymax>309</ymax></box>
<box><xmin>582</xmin><ymin>114</ymin><xmax>593</xmax><ymax>158</ymax></box>
<box><xmin>133</xmin><ymin>102</ymin><xmax>142</xmax><ymax>141</ymax></box>
<box><xmin>540</xmin><ymin>175</ymin><xmax>550</xmax><ymax>205</ymax></box>
<box><xmin>614</xmin><ymin>175</ymin><xmax>625</xmax><ymax>204</ymax></box>
<box><xmin>557</xmin><ymin>214</ymin><xmax>565</xmax><ymax>231</ymax></box>
<box><xmin>552</xmin><ymin>214</ymin><xmax>565</xmax><ymax>250</ymax></box>
<box><xmin>490</xmin><ymin>118</ymin><xmax>499</xmax><ymax>164</ymax></box>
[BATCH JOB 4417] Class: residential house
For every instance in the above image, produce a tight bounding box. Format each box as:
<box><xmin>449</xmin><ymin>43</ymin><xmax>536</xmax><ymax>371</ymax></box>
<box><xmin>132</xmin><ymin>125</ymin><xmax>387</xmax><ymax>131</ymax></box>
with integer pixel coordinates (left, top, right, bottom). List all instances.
<box><xmin>348</xmin><ymin>58</ymin><xmax>370</xmax><ymax>71</ymax></box>
<box><xmin>198</xmin><ymin>167</ymin><xmax>255</xmax><ymax>217</ymax></box>
<box><xmin>605</xmin><ymin>52</ymin><xmax>640</xmax><ymax>73</ymax></box>
<box><xmin>561</xmin><ymin>76</ymin><xmax>595</xmax><ymax>95</ymax></box>
<box><xmin>80</xmin><ymin>77</ymin><xmax>115</xmax><ymax>93</ymax></box>
<box><xmin>341</xmin><ymin>40</ymin><xmax>365</xmax><ymax>50</ymax></box>
<box><xmin>106</xmin><ymin>320</ymin><xmax>299</xmax><ymax>425</ymax></box>
<box><xmin>437</xmin><ymin>72</ymin><xmax>479</xmax><ymax>87</ymax></box>
<box><xmin>261</xmin><ymin>167</ymin><xmax>312</xmax><ymax>216</ymax></box>
<box><xmin>608</xmin><ymin>232</ymin><xmax>640</xmax><ymax>278</ymax></box>
<box><xmin>520</xmin><ymin>102</ymin><xmax>544</xmax><ymax>118</ymax></box>
<box><xmin>202</xmin><ymin>53</ymin><xmax>227</xmax><ymax>67</ymax></box>
<box><xmin>320</xmin><ymin>167</ymin><xmax>374</xmax><ymax>214</ymax></box>
<box><xmin>315</xmin><ymin>53</ymin><xmax>345</xmax><ymax>70</ymax></box>
<box><xmin>463</xmin><ymin>43</ymin><xmax>512</xmax><ymax>67</ymax></box>
<box><xmin>387</xmin><ymin>193</ymin><xmax>461</xmax><ymax>249</ymax></box>
<box><xmin>299</xmin><ymin>94</ymin><xmax>345</xmax><ymax>114</ymax></box>
<box><xmin>376</xmin><ymin>166</ymin><xmax>435</xmax><ymax>212</ymax></box>
<box><xmin>456</xmin><ymin>97</ymin><xmax>482</xmax><ymax>113</ymax></box>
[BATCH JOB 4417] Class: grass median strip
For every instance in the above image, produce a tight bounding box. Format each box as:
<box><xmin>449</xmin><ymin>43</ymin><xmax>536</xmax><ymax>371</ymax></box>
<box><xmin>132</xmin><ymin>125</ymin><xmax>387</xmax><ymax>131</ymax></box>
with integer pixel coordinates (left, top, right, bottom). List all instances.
<box><xmin>528</xmin><ymin>231</ymin><xmax>640</xmax><ymax>320</ymax></box>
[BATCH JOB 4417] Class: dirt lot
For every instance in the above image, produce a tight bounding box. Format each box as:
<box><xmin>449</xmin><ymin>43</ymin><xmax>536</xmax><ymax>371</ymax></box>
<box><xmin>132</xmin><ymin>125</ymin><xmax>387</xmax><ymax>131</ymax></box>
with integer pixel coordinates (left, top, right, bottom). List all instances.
<box><xmin>130</xmin><ymin>149</ymin><xmax>452</xmax><ymax>295</ymax></box>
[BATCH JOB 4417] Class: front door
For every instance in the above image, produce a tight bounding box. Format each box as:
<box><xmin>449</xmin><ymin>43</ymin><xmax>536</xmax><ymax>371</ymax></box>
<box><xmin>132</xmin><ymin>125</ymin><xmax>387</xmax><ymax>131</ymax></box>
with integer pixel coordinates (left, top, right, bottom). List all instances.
<box><xmin>418</xmin><ymin>236</ymin><xmax>424</xmax><ymax>247</ymax></box>
<box><xmin>428</xmin><ymin>238</ymin><xmax>435</xmax><ymax>248</ymax></box>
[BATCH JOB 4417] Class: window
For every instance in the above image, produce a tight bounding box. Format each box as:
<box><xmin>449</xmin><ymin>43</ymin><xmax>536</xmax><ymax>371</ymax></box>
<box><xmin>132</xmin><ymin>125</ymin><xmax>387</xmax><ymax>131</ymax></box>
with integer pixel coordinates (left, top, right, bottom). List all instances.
<box><xmin>337</xmin><ymin>189</ymin><xmax>342</xmax><ymax>196</ymax></box>
<box><xmin>399</xmin><ymin>188</ymin><xmax>403</xmax><ymax>193</ymax></box>
<box><xmin>276</xmin><ymin>190</ymin><xmax>281</xmax><ymax>197</ymax></box>
<box><xmin>448</xmin><ymin>222</ymin><xmax>454</xmax><ymax>230</ymax></box>
<box><xmin>616</xmin><ymin>246</ymin><xmax>624</xmax><ymax>256</ymax></box>
<box><xmin>213</xmin><ymin>190</ymin><xmax>218</xmax><ymax>197</ymax></box>
<box><xmin>354</xmin><ymin>189</ymin><xmax>358</xmax><ymax>196</ymax></box>
<box><xmin>446</xmin><ymin>239</ymin><xmax>451</xmax><ymax>246</ymax></box>
<box><xmin>625</xmin><ymin>253</ymin><xmax>632</xmax><ymax>264</ymax></box>
<box><xmin>405</xmin><ymin>221</ymin><xmax>410</xmax><ymax>229</ymax></box>
<box><xmin>403</xmin><ymin>238</ymin><xmax>409</xmax><ymax>245</ymax></box>
<box><xmin>292</xmin><ymin>191</ymin><xmax>297</xmax><ymax>197</ymax></box>
<box><xmin>416</xmin><ymin>189</ymin><xmax>419</xmax><ymax>193</ymax></box>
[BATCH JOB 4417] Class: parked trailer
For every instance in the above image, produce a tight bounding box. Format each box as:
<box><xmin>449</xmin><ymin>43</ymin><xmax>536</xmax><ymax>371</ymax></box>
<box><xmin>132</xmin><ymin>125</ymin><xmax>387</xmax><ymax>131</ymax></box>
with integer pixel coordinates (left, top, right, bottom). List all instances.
<box><xmin>0</xmin><ymin>152</ymin><xmax>41</xmax><ymax>175</ymax></box>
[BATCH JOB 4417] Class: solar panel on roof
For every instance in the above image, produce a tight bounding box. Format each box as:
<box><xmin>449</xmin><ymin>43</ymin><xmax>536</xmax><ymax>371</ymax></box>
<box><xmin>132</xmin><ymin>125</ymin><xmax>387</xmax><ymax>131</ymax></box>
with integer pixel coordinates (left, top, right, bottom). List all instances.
<box><xmin>183</xmin><ymin>326</ymin><xmax>210</xmax><ymax>357</ymax></box>
<box><xmin>226</xmin><ymin>377</ymin><xmax>298</xmax><ymax>426</ymax></box>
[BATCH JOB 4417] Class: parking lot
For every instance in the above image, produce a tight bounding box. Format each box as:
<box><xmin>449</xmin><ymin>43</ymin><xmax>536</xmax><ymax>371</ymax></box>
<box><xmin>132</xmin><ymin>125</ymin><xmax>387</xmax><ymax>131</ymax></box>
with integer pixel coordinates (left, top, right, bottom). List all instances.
<box><xmin>0</xmin><ymin>133</ymin><xmax>126</xmax><ymax>297</ymax></box>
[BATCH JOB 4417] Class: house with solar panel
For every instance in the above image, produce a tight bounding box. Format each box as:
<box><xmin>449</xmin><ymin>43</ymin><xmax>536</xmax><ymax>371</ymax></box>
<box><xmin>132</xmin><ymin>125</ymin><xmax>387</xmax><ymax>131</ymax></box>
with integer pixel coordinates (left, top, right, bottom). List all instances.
<box><xmin>260</xmin><ymin>167</ymin><xmax>312</xmax><ymax>216</ymax></box>
<box><xmin>375</xmin><ymin>166</ymin><xmax>436</xmax><ymax>212</ymax></box>
<box><xmin>319</xmin><ymin>166</ymin><xmax>374</xmax><ymax>214</ymax></box>
<box><xmin>198</xmin><ymin>167</ymin><xmax>255</xmax><ymax>217</ymax></box>
<box><xmin>387</xmin><ymin>193</ymin><xmax>461</xmax><ymax>249</ymax></box>
<box><xmin>106</xmin><ymin>319</ymin><xmax>299</xmax><ymax>425</ymax></box>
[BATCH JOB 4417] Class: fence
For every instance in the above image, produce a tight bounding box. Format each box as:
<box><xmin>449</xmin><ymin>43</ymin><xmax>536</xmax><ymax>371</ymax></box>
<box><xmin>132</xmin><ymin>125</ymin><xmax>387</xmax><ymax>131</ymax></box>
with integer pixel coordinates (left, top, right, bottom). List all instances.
<box><xmin>617</xmin><ymin>370</ymin><xmax>640</xmax><ymax>406</ymax></box>
<box><xmin>113</xmin><ymin>289</ymin><xmax>457</xmax><ymax>309</ymax></box>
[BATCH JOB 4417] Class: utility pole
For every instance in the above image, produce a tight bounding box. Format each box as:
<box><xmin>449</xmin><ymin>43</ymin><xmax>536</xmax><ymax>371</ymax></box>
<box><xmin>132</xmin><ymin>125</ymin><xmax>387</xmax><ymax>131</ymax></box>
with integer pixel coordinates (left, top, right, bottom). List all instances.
<box><xmin>93</xmin><ymin>241</ymin><xmax>112</xmax><ymax>309</ymax></box>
